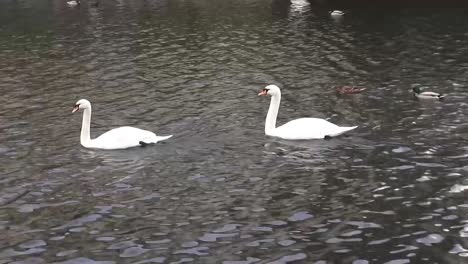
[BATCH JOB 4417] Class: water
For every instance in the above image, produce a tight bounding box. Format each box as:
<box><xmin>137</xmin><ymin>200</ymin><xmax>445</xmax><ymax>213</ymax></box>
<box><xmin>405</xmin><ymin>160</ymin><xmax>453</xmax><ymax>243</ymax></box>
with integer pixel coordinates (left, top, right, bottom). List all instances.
<box><xmin>1</xmin><ymin>0</ymin><xmax>468</xmax><ymax>263</ymax></box>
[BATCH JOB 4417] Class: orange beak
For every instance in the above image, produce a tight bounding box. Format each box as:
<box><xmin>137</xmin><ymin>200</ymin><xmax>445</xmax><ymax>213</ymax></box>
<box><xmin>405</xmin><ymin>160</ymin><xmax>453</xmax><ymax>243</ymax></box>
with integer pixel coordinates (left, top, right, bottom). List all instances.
<box><xmin>72</xmin><ymin>105</ymin><xmax>79</xmax><ymax>113</ymax></box>
<box><xmin>258</xmin><ymin>89</ymin><xmax>268</xmax><ymax>96</ymax></box>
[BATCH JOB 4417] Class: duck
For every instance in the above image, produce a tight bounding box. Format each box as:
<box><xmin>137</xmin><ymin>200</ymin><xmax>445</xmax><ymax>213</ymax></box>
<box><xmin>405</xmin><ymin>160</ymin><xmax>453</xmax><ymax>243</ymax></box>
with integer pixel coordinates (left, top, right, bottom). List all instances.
<box><xmin>72</xmin><ymin>99</ymin><xmax>172</xmax><ymax>150</ymax></box>
<box><xmin>67</xmin><ymin>0</ymin><xmax>80</xmax><ymax>6</ymax></box>
<box><xmin>413</xmin><ymin>86</ymin><xmax>445</xmax><ymax>100</ymax></box>
<box><xmin>258</xmin><ymin>85</ymin><xmax>357</xmax><ymax>140</ymax></box>
<box><xmin>330</xmin><ymin>10</ymin><xmax>344</xmax><ymax>16</ymax></box>
<box><xmin>336</xmin><ymin>85</ymin><xmax>367</xmax><ymax>95</ymax></box>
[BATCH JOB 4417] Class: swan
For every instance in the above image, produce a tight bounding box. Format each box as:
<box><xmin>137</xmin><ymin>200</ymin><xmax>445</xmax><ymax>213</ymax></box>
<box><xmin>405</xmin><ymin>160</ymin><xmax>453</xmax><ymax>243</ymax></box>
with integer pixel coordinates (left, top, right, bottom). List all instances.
<box><xmin>72</xmin><ymin>99</ymin><xmax>172</xmax><ymax>149</ymax></box>
<box><xmin>330</xmin><ymin>10</ymin><xmax>344</xmax><ymax>16</ymax></box>
<box><xmin>413</xmin><ymin>86</ymin><xmax>445</xmax><ymax>100</ymax></box>
<box><xmin>258</xmin><ymin>85</ymin><xmax>357</xmax><ymax>140</ymax></box>
<box><xmin>67</xmin><ymin>0</ymin><xmax>80</xmax><ymax>6</ymax></box>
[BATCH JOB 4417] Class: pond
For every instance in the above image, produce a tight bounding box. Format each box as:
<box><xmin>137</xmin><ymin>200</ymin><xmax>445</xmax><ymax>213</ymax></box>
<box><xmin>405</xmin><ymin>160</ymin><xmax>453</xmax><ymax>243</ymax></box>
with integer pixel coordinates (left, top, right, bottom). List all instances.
<box><xmin>1</xmin><ymin>0</ymin><xmax>468</xmax><ymax>263</ymax></box>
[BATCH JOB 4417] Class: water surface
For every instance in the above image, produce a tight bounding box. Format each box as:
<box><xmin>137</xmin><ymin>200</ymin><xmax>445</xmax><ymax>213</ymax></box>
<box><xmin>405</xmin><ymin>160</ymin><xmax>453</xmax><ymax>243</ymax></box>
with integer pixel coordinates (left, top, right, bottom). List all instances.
<box><xmin>1</xmin><ymin>0</ymin><xmax>468</xmax><ymax>263</ymax></box>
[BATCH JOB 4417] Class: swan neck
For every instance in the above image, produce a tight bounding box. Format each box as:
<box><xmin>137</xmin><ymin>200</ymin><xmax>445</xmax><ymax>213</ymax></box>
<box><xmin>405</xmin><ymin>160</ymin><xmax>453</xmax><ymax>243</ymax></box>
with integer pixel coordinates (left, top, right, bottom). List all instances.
<box><xmin>80</xmin><ymin>107</ymin><xmax>92</xmax><ymax>147</ymax></box>
<box><xmin>265</xmin><ymin>93</ymin><xmax>281</xmax><ymax>134</ymax></box>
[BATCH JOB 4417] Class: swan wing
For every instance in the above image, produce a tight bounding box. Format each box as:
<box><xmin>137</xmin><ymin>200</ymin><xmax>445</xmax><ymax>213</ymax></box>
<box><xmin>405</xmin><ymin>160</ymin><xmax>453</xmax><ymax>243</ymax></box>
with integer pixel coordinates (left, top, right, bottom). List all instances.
<box><xmin>271</xmin><ymin>118</ymin><xmax>356</xmax><ymax>140</ymax></box>
<box><xmin>91</xmin><ymin>126</ymin><xmax>160</xmax><ymax>149</ymax></box>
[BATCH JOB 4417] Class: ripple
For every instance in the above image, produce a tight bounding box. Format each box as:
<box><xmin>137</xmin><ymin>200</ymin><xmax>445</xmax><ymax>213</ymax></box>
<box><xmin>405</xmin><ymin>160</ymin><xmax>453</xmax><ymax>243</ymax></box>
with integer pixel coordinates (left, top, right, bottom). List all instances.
<box><xmin>96</xmin><ymin>237</ymin><xmax>116</xmax><ymax>242</ymax></box>
<box><xmin>288</xmin><ymin>212</ymin><xmax>314</xmax><ymax>222</ymax></box>
<box><xmin>449</xmin><ymin>243</ymin><xmax>468</xmax><ymax>254</ymax></box>
<box><xmin>56</xmin><ymin>250</ymin><xmax>78</xmax><ymax>257</ymax></box>
<box><xmin>0</xmin><ymin>248</ymin><xmax>46</xmax><ymax>258</ymax></box>
<box><xmin>107</xmin><ymin>240</ymin><xmax>137</xmax><ymax>250</ymax></box>
<box><xmin>267</xmin><ymin>253</ymin><xmax>307</xmax><ymax>263</ymax></box>
<box><xmin>9</xmin><ymin>257</ymin><xmax>45</xmax><ymax>264</ymax></box>
<box><xmin>347</xmin><ymin>221</ymin><xmax>382</xmax><ymax>229</ymax></box>
<box><xmin>416</xmin><ymin>234</ymin><xmax>444</xmax><ymax>246</ymax></box>
<box><xmin>119</xmin><ymin>246</ymin><xmax>150</xmax><ymax>258</ymax></box>
<box><xmin>390</xmin><ymin>245</ymin><xmax>419</xmax><ymax>254</ymax></box>
<box><xmin>52</xmin><ymin>214</ymin><xmax>102</xmax><ymax>230</ymax></box>
<box><xmin>352</xmin><ymin>260</ymin><xmax>369</xmax><ymax>264</ymax></box>
<box><xmin>19</xmin><ymin>240</ymin><xmax>46</xmax><ymax>249</ymax></box>
<box><xmin>213</xmin><ymin>224</ymin><xmax>242</xmax><ymax>233</ymax></box>
<box><xmin>173</xmin><ymin>247</ymin><xmax>209</xmax><ymax>256</ymax></box>
<box><xmin>278</xmin><ymin>240</ymin><xmax>296</xmax><ymax>246</ymax></box>
<box><xmin>54</xmin><ymin>258</ymin><xmax>115</xmax><ymax>264</ymax></box>
<box><xmin>198</xmin><ymin>233</ymin><xmax>237</xmax><ymax>242</ymax></box>
<box><xmin>449</xmin><ymin>184</ymin><xmax>468</xmax><ymax>193</ymax></box>
<box><xmin>383</xmin><ymin>260</ymin><xmax>410</xmax><ymax>264</ymax></box>
<box><xmin>222</xmin><ymin>257</ymin><xmax>261</xmax><ymax>264</ymax></box>
<box><xmin>133</xmin><ymin>258</ymin><xmax>166</xmax><ymax>264</ymax></box>
<box><xmin>266</xmin><ymin>220</ymin><xmax>288</xmax><ymax>226</ymax></box>
<box><xmin>368</xmin><ymin>238</ymin><xmax>390</xmax><ymax>245</ymax></box>
<box><xmin>181</xmin><ymin>241</ymin><xmax>199</xmax><ymax>248</ymax></box>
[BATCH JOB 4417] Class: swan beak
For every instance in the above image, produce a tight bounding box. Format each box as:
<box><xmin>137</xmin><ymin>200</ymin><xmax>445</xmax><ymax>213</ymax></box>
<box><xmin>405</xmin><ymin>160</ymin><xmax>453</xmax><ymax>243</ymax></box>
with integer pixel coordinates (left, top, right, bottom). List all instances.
<box><xmin>258</xmin><ymin>90</ymin><xmax>268</xmax><ymax>96</ymax></box>
<box><xmin>72</xmin><ymin>105</ymin><xmax>79</xmax><ymax>113</ymax></box>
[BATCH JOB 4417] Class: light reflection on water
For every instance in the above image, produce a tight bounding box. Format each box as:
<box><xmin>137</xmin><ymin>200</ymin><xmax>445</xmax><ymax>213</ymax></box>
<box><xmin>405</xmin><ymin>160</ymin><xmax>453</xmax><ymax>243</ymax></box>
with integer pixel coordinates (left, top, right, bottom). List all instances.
<box><xmin>1</xmin><ymin>0</ymin><xmax>468</xmax><ymax>263</ymax></box>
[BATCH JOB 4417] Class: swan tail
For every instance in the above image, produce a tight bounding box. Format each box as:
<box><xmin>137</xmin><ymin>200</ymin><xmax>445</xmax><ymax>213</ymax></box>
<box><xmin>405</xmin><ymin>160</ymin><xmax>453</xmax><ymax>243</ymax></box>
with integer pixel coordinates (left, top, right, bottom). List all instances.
<box><xmin>139</xmin><ymin>135</ymin><xmax>173</xmax><ymax>146</ymax></box>
<box><xmin>328</xmin><ymin>126</ymin><xmax>357</xmax><ymax>137</ymax></box>
<box><xmin>155</xmin><ymin>134</ymin><xmax>173</xmax><ymax>142</ymax></box>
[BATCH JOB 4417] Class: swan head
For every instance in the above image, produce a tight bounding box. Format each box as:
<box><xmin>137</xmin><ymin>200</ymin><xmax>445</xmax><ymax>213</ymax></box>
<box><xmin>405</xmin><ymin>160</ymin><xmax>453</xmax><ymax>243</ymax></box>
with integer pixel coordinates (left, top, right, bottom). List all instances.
<box><xmin>72</xmin><ymin>99</ymin><xmax>91</xmax><ymax>113</ymax></box>
<box><xmin>258</xmin><ymin>84</ymin><xmax>281</xmax><ymax>96</ymax></box>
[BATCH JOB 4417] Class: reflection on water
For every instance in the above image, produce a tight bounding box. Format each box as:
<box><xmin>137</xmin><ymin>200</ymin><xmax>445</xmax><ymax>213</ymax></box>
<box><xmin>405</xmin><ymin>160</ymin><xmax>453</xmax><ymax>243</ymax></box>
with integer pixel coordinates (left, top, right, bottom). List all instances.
<box><xmin>1</xmin><ymin>0</ymin><xmax>468</xmax><ymax>263</ymax></box>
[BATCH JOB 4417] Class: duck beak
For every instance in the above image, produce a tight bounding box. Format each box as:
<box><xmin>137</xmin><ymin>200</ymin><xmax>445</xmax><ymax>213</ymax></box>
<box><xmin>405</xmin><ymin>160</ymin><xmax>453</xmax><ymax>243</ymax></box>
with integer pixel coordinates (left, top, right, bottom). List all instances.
<box><xmin>72</xmin><ymin>105</ymin><xmax>79</xmax><ymax>113</ymax></box>
<box><xmin>258</xmin><ymin>89</ymin><xmax>268</xmax><ymax>96</ymax></box>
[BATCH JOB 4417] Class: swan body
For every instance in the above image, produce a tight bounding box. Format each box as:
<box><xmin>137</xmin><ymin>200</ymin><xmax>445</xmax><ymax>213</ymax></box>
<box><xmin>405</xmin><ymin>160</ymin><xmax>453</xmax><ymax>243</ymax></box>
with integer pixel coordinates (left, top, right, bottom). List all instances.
<box><xmin>67</xmin><ymin>0</ymin><xmax>80</xmax><ymax>6</ymax></box>
<box><xmin>330</xmin><ymin>10</ymin><xmax>344</xmax><ymax>16</ymax></box>
<box><xmin>72</xmin><ymin>99</ymin><xmax>172</xmax><ymax>150</ymax></box>
<box><xmin>258</xmin><ymin>85</ymin><xmax>357</xmax><ymax>140</ymax></box>
<box><xmin>413</xmin><ymin>86</ymin><xmax>445</xmax><ymax>100</ymax></box>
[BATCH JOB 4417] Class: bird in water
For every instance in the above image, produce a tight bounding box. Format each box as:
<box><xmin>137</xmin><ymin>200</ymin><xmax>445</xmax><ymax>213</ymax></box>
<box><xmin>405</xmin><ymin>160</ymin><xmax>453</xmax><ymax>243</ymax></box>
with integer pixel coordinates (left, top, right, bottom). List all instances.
<box><xmin>67</xmin><ymin>0</ymin><xmax>80</xmax><ymax>6</ymax></box>
<box><xmin>258</xmin><ymin>85</ymin><xmax>357</xmax><ymax>140</ymax></box>
<box><xmin>413</xmin><ymin>86</ymin><xmax>445</xmax><ymax>100</ymax></box>
<box><xmin>330</xmin><ymin>10</ymin><xmax>344</xmax><ymax>16</ymax></box>
<box><xmin>336</xmin><ymin>85</ymin><xmax>367</xmax><ymax>95</ymax></box>
<box><xmin>72</xmin><ymin>99</ymin><xmax>172</xmax><ymax>149</ymax></box>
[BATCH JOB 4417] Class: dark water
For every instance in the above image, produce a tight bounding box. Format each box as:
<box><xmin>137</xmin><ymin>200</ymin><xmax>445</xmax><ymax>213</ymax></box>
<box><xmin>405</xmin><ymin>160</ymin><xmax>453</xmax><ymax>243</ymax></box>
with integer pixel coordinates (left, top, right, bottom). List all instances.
<box><xmin>1</xmin><ymin>0</ymin><xmax>468</xmax><ymax>263</ymax></box>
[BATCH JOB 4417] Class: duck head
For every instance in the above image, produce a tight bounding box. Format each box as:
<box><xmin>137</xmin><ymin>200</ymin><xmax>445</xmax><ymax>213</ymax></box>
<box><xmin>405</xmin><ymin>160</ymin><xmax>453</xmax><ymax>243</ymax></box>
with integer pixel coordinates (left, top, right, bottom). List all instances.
<box><xmin>412</xmin><ymin>86</ymin><xmax>422</xmax><ymax>94</ymax></box>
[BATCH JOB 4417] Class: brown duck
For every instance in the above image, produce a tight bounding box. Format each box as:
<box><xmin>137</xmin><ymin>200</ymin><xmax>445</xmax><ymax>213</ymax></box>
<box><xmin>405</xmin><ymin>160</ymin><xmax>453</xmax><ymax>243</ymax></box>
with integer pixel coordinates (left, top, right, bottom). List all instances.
<box><xmin>336</xmin><ymin>86</ymin><xmax>367</xmax><ymax>95</ymax></box>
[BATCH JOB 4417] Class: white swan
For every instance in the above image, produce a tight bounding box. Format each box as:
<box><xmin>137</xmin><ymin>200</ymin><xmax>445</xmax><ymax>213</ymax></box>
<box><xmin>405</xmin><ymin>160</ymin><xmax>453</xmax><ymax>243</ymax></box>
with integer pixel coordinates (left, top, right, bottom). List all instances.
<box><xmin>330</xmin><ymin>10</ymin><xmax>344</xmax><ymax>16</ymax></box>
<box><xmin>67</xmin><ymin>0</ymin><xmax>80</xmax><ymax>6</ymax></box>
<box><xmin>72</xmin><ymin>99</ymin><xmax>172</xmax><ymax>150</ymax></box>
<box><xmin>258</xmin><ymin>85</ymin><xmax>357</xmax><ymax>140</ymax></box>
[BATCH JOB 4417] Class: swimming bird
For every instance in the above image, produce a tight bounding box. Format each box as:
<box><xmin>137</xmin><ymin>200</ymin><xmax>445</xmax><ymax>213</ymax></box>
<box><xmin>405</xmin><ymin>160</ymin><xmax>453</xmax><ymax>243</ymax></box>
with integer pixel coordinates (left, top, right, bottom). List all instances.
<box><xmin>67</xmin><ymin>0</ymin><xmax>80</xmax><ymax>6</ymax></box>
<box><xmin>258</xmin><ymin>85</ymin><xmax>357</xmax><ymax>140</ymax></box>
<box><xmin>336</xmin><ymin>86</ymin><xmax>367</xmax><ymax>95</ymax></box>
<box><xmin>413</xmin><ymin>86</ymin><xmax>445</xmax><ymax>100</ymax></box>
<box><xmin>72</xmin><ymin>99</ymin><xmax>172</xmax><ymax>149</ymax></box>
<box><xmin>330</xmin><ymin>10</ymin><xmax>344</xmax><ymax>16</ymax></box>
